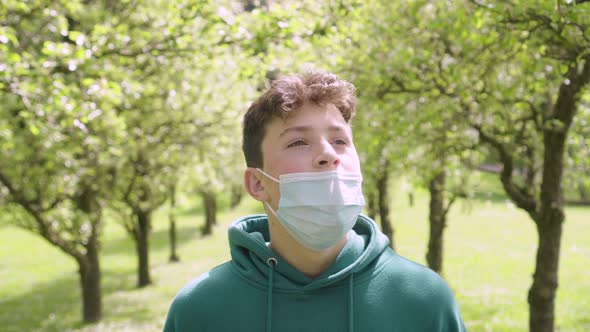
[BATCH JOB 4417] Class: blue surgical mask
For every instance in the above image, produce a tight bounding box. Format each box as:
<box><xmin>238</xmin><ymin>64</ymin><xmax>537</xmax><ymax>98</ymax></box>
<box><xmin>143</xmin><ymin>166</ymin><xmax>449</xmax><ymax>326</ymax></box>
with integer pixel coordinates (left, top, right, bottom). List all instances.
<box><xmin>257</xmin><ymin>169</ymin><xmax>365</xmax><ymax>251</ymax></box>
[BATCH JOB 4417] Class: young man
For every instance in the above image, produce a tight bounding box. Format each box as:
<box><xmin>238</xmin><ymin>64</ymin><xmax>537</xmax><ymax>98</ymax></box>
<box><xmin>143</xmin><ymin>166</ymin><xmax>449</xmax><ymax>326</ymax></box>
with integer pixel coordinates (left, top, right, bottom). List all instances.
<box><xmin>163</xmin><ymin>71</ymin><xmax>466</xmax><ymax>332</ymax></box>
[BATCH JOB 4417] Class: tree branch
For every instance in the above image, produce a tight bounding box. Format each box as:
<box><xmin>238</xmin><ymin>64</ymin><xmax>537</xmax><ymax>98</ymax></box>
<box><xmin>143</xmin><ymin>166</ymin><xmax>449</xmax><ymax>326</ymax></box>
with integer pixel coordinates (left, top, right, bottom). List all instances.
<box><xmin>553</xmin><ymin>55</ymin><xmax>590</xmax><ymax>127</ymax></box>
<box><xmin>0</xmin><ymin>169</ymin><xmax>83</xmax><ymax>260</ymax></box>
<box><xmin>443</xmin><ymin>193</ymin><xmax>461</xmax><ymax>218</ymax></box>
<box><xmin>376</xmin><ymin>74</ymin><xmax>424</xmax><ymax>98</ymax></box>
<box><xmin>473</xmin><ymin>125</ymin><xmax>539</xmax><ymax>217</ymax></box>
<box><xmin>0</xmin><ymin>170</ymin><xmax>35</xmax><ymax>207</ymax></box>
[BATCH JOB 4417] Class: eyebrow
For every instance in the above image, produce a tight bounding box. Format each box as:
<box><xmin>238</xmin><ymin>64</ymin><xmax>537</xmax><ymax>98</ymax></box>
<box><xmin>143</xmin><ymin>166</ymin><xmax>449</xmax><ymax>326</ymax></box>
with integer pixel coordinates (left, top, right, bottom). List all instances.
<box><xmin>278</xmin><ymin>125</ymin><xmax>349</xmax><ymax>138</ymax></box>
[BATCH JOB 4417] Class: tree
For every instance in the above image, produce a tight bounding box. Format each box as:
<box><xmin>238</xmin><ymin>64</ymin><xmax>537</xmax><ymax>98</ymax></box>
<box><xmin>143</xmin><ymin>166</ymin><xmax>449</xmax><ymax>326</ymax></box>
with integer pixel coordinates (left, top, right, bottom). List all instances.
<box><xmin>0</xmin><ymin>0</ymin><xmax>140</xmax><ymax>322</ymax></box>
<box><xmin>0</xmin><ymin>0</ymin><xmax>251</xmax><ymax>315</ymax></box>
<box><xmin>455</xmin><ymin>2</ymin><xmax>590</xmax><ymax>330</ymax></box>
<box><xmin>324</xmin><ymin>0</ymin><xmax>476</xmax><ymax>272</ymax></box>
<box><xmin>361</xmin><ymin>1</ymin><xmax>590</xmax><ymax>330</ymax></box>
<box><xmin>564</xmin><ymin>97</ymin><xmax>590</xmax><ymax>204</ymax></box>
<box><xmin>325</xmin><ymin>5</ymin><xmax>590</xmax><ymax>331</ymax></box>
<box><xmin>351</xmin><ymin>99</ymin><xmax>406</xmax><ymax>249</ymax></box>
<box><xmin>97</xmin><ymin>0</ymin><xmax>248</xmax><ymax>287</ymax></box>
<box><xmin>2</xmin><ymin>4</ymin><xmax>109</xmax><ymax>323</ymax></box>
<box><xmin>168</xmin><ymin>183</ymin><xmax>180</xmax><ymax>262</ymax></box>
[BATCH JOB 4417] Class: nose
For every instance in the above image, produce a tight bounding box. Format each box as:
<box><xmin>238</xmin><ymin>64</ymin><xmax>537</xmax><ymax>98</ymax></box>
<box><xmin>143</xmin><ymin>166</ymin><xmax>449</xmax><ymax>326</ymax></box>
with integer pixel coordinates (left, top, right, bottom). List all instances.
<box><xmin>314</xmin><ymin>141</ymin><xmax>340</xmax><ymax>169</ymax></box>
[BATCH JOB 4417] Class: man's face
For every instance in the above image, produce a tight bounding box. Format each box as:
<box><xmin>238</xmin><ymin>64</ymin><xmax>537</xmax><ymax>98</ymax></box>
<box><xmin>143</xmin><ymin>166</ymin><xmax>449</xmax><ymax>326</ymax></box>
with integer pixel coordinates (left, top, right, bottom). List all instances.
<box><xmin>258</xmin><ymin>102</ymin><xmax>361</xmax><ymax>209</ymax></box>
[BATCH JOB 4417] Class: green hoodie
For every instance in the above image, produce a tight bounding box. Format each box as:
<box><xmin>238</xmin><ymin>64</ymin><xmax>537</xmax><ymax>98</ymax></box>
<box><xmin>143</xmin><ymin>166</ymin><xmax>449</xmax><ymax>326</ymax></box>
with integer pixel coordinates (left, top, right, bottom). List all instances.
<box><xmin>163</xmin><ymin>215</ymin><xmax>466</xmax><ymax>332</ymax></box>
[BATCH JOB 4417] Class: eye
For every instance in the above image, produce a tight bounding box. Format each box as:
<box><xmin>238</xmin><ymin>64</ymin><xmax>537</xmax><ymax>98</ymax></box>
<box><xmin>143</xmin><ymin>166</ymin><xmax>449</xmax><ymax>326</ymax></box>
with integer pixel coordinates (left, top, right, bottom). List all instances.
<box><xmin>287</xmin><ymin>139</ymin><xmax>308</xmax><ymax>148</ymax></box>
<box><xmin>332</xmin><ymin>138</ymin><xmax>348</xmax><ymax>145</ymax></box>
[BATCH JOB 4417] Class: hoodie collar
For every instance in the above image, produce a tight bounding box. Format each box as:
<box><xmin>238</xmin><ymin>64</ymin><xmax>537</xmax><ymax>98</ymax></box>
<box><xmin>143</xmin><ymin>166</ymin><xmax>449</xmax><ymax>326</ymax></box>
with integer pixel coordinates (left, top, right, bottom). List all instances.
<box><xmin>228</xmin><ymin>214</ymin><xmax>389</xmax><ymax>291</ymax></box>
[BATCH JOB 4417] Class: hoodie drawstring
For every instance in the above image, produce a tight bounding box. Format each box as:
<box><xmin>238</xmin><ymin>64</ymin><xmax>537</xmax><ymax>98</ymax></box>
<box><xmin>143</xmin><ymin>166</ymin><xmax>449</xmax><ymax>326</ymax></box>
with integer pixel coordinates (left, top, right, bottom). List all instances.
<box><xmin>348</xmin><ymin>273</ymin><xmax>354</xmax><ymax>332</ymax></box>
<box><xmin>266</xmin><ymin>258</ymin><xmax>277</xmax><ymax>332</ymax></box>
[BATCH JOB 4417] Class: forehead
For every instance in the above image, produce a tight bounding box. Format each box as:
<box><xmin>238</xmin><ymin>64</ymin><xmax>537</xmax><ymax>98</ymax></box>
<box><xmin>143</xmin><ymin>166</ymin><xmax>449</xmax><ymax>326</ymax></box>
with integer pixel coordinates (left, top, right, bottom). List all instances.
<box><xmin>267</xmin><ymin>103</ymin><xmax>350</xmax><ymax>135</ymax></box>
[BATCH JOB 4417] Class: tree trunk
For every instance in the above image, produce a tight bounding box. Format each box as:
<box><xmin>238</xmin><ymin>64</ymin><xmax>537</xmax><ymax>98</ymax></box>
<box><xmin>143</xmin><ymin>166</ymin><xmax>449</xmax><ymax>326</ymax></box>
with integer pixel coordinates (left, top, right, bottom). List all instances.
<box><xmin>244</xmin><ymin>0</ymin><xmax>268</xmax><ymax>11</ymax></box>
<box><xmin>169</xmin><ymin>185</ymin><xmax>179</xmax><ymax>263</ymax></box>
<box><xmin>366</xmin><ymin>189</ymin><xmax>378</xmax><ymax>221</ymax></box>
<box><xmin>426</xmin><ymin>171</ymin><xmax>446</xmax><ymax>274</ymax></box>
<box><xmin>408</xmin><ymin>191</ymin><xmax>414</xmax><ymax>207</ymax></box>
<box><xmin>578</xmin><ymin>182</ymin><xmax>589</xmax><ymax>201</ymax></box>
<box><xmin>72</xmin><ymin>185</ymin><xmax>104</xmax><ymax>322</ymax></box>
<box><xmin>528</xmin><ymin>129</ymin><xmax>567</xmax><ymax>332</ymax></box>
<box><xmin>135</xmin><ymin>209</ymin><xmax>152</xmax><ymax>287</ymax></box>
<box><xmin>376</xmin><ymin>170</ymin><xmax>394</xmax><ymax>249</ymax></box>
<box><xmin>78</xmin><ymin>232</ymin><xmax>102</xmax><ymax>323</ymax></box>
<box><xmin>529</xmin><ymin>215</ymin><xmax>563</xmax><ymax>332</ymax></box>
<box><xmin>201</xmin><ymin>191</ymin><xmax>217</xmax><ymax>235</ymax></box>
<box><xmin>230</xmin><ymin>185</ymin><xmax>243</xmax><ymax>209</ymax></box>
<box><xmin>527</xmin><ymin>57</ymin><xmax>590</xmax><ymax>332</ymax></box>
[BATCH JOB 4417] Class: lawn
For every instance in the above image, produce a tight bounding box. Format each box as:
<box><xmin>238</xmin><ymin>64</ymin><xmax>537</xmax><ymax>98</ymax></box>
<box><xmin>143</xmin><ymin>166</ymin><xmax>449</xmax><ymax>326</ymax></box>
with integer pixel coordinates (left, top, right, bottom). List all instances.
<box><xmin>0</xmin><ymin>191</ymin><xmax>588</xmax><ymax>332</ymax></box>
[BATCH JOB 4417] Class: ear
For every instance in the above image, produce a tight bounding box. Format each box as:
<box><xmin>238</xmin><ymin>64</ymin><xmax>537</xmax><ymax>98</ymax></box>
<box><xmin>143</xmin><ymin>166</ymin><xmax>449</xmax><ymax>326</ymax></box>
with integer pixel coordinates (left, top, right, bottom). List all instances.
<box><xmin>244</xmin><ymin>167</ymin><xmax>270</xmax><ymax>202</ymax></box>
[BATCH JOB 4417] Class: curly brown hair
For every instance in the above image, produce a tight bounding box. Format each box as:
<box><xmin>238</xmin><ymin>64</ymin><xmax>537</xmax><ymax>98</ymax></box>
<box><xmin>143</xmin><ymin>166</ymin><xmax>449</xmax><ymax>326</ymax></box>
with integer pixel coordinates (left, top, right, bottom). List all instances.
<box><xmin>242</xmin><ymin>71</ymin><xmax>357</xmax><ymax>168</ymax></box>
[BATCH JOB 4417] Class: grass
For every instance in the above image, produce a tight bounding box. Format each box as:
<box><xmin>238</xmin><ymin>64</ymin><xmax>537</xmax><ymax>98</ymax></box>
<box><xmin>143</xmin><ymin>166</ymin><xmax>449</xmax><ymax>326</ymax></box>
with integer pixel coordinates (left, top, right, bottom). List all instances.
<box><xmin>0</xmin><ymin>189</ymin><xmax>589</xmax><ymax>332</ymax></box>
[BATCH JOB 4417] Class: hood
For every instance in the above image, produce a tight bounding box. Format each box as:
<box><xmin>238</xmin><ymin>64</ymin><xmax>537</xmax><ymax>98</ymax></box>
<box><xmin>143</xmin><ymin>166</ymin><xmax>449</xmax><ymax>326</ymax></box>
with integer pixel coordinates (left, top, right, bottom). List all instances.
<box><xmin>228</xmin><ymin>214</ymin><xmax>389</xmax><ymax>291</ymax></box>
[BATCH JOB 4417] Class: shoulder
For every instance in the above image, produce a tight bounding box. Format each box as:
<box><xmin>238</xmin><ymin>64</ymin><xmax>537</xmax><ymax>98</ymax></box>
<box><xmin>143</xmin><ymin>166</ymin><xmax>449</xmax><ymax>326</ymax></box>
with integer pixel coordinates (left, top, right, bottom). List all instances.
<box><xmin>163</xmin><ymin>262</ymin><xmax>236</xmax><ymax>332</ymax></box>
<box><xmin>378</xmin><ymin>249</ymin><xmax>457</xmax><ymax>301</ymax></box>
<box><xmin>170</xmin><ymin>261</ymin><xmax>238</xmax><ymax>308</ymax></box>
<box><xmin>371</xmin><ymin>249</ymin><xmax>465</xmax><ymax>330</ymax></box>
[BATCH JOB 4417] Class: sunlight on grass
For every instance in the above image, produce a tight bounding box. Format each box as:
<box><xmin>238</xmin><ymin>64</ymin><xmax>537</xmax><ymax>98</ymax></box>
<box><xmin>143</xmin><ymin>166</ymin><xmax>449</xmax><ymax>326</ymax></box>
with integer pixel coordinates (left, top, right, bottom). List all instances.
<box><xmin>0</xmin><ymin>192</ymin><xmax>588</xmax><ymax>332</ymax></box>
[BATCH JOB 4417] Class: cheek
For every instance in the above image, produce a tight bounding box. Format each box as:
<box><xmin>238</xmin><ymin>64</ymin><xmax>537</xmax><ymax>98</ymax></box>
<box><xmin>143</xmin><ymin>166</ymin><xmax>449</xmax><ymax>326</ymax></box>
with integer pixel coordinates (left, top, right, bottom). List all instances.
<box><xmin>342</xmin><ymin>150</ymin><xmax>361</xmax><ymax>172</ymax></box>
<box><xmin>347</xmin><ymin>161</ymin><xmax>361</xmax><ymax>173</ymax></box>
<box><xmin>282</xmin><ymin>164</ymin><xmax>308</xmax><ymax>174</ymax></box>
<box><xmin>268</xmin><ymin>155</ymin><xmax>309</xmax><ymax>175</ymax></box>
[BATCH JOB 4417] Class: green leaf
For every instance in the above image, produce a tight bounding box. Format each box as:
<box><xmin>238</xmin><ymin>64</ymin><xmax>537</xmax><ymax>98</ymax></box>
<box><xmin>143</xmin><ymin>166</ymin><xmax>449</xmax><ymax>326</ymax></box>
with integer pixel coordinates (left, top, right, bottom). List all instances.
<box><xmin>539</xmin><ymin>45</ymin><xmax>546</xmax><ymax>55</ymax></box>
<box><xmin>560</xmin><ymin>64</ymin><xmax>569</xmax><ymax>74</ymax></box>
<box><xmin>8</xmin><ymin>52</ymin><xmax>21</xmax><ymax>63</ymax></box>
<box><xmin>29</xmin><ymin>125</ymin><xmax>40</xmax><ymax>136</ymax></box>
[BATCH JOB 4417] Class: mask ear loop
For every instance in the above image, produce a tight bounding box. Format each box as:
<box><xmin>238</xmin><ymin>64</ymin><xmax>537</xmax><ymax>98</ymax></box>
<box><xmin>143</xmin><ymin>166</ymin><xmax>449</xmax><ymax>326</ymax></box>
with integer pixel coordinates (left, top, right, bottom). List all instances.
<box><xmin>257</xmin><ymin>168</ymin><xmax>279</xmax><ymax>183</ymax></box>
<box><xmin>264</xmin><ymin>201</ymin><xmax>279</xmax><ymax>217</ymax></box>
<box><xmin>257</xmin><ymin>170</ymin><xmax>280</xmax><ymax>217</ymax></box>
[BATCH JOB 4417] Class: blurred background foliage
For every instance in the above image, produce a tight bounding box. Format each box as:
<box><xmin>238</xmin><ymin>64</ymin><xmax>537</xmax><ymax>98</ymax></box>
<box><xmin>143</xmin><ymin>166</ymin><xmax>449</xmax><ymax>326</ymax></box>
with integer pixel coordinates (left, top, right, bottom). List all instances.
<box><xmin>1</xmin><ymin>0</ymin><xmax>589</xmax><ymax>331</ymax></box>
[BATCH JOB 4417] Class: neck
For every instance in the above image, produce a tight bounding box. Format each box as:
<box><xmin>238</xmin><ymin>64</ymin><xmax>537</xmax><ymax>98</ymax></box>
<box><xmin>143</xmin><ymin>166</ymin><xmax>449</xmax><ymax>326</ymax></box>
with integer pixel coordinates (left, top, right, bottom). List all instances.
<box><xmin>268</xmin><ymin>217</ymin><xmax>347</xmax><ymax>279</ymax></box>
